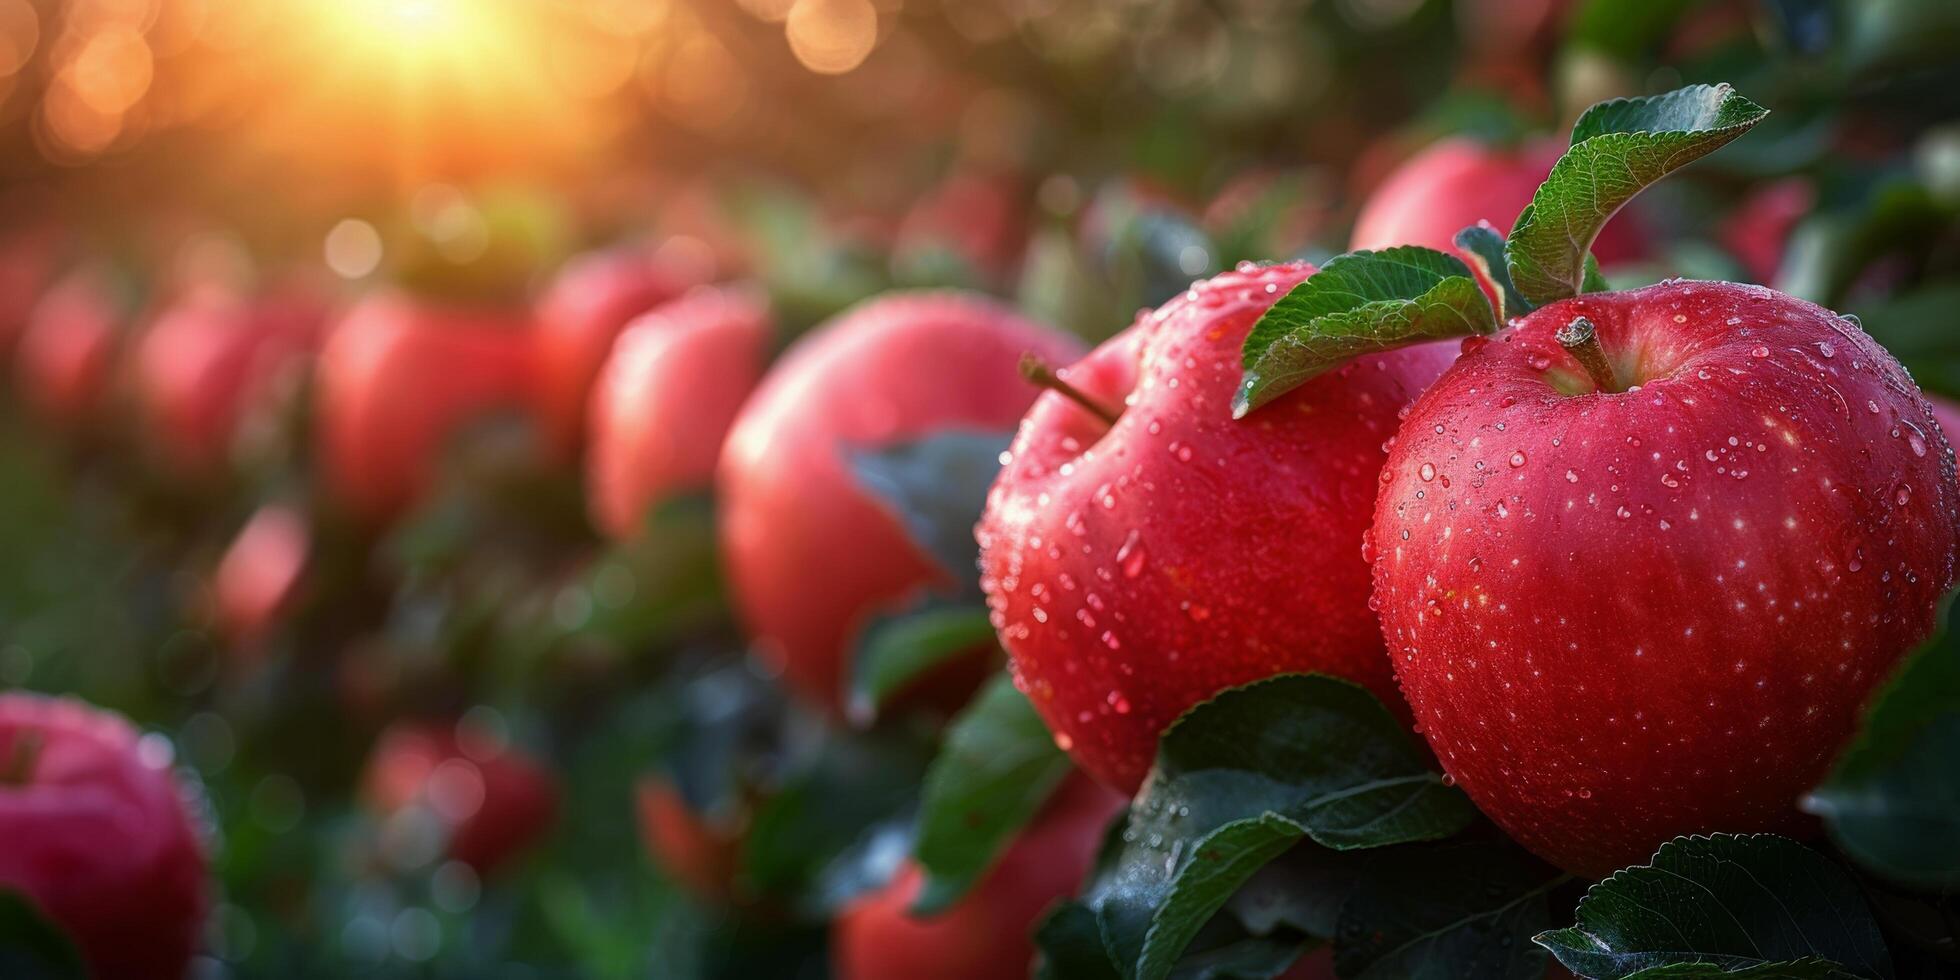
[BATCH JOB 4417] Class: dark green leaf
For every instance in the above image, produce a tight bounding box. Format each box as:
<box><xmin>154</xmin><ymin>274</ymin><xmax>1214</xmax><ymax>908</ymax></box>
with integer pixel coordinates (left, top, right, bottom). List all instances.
<box><xmin>1804</xmin><ymin>598</ymin><xmax>1960</xmax><ymax>891</ymax></box>
<box><xmin>849</xmin><ymin>429</ymin><xmax>1013</xmax><ymax>586</ymax></box>
<box><xmin>1452</xmin><ymin>223</ymin><xmax>1531</xmax><ymax>321</ymax></box>
<box><xmin>1621</xmin><ymin>962</ymin><xmax>1845</xmax><ymax>979</ymax></box>
<box><xmin>0</xmin><ymin>891</ymin><xmax>85</xmax><ymax>980</ymax></box>
<box><xmin>1234</xmin><ymin>248</ymin><xmax>1497</xmax><ymax>416</ymax></box>
<box><xmin>1038</xmin><ymin>901</ymin><xmax>1123</xmax><ymax>980</ymax></box>
<box><xmin>848</xmin><ymin>599</ymin><xmax>997</xmax><ymax>723</ymax></box>
<box><xmin>1085</xmin><ymin>675</ymin><xmax>1476</xmax><ymax>979</ymax></box>
<box><xmin>911</xmin><ymin>674</ymin><xmax>1076</xmax><ymax>914</ymax></box>
<box><xmin>1534</xmin><ymin>834</ymin><xmax>1893</xmax><ymax>980</ymax></box>
<box><xmin>1335</xmin><ymin>839</ymin><xmax>1564</xmax><ymax>980</ymax></box>
<box><xmin>1505</xmin><ymin>84</ymin><xmax>1769</xmax><ymax>305</ymax></box>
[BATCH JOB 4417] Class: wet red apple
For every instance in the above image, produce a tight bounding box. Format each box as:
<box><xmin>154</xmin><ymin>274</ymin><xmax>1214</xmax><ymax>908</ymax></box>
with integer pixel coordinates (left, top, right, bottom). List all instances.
<box><xmin>362</xmin><ymin>721</ymin><xmax>559</xmax><ymax>875</ymax></box>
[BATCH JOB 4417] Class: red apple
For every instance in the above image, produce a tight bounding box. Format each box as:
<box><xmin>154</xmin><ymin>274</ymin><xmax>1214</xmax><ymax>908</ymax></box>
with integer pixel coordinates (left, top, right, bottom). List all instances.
<box><xmin>634</xmin><ymin>775</ymin><xmax>744</xmax><ymax>902</ymax></box>
<box><xmin>892</xmin><ymin>171</ymin><xmax>1029</xmax><ymax>285</ymax></box>
<box><xmin>361</xmin><ymin>721</ymin><xmax>559</xmax><ymax>875</ymax></box>
<box><xmin>315</xmin><ymin>292</ymin><xmax>534</xmax><ymax>522</ymax></box>
<box><xmin>12</xmin><ymin>265</ymin><xmax>127</xmax><ymax>431</ymax></box>
<box><xmin>0</xmin><ymin>225</ymin><xmax>64</xmax><ymax>362</ymax></box>
<box><xmin>718</xmin><ymin>291</ymin><xmax>1083</xmax><ymax>709</ymax></box>
<box><xmin>978</xmin><ymin>261</ymin><xmax>1456</xmax><ymax>792</ymax></box>
<box><xmin>212</xmin><ymin>503</ymin><xmax>311</xmax><ymax>649</ymax></box>
<box><xmin>586</xmin><ymin>285</ymin><xmax>772</xmax><ymax>539</ymax></box>
<box><xmin>533</xmin><ymin>244</ymin><xmax>713</xmax><ymax>456</ymax></box>
<box><xmin>1350</xmin><ymin>137</ymin><xmax>1648</xmax><ymax>267</ymax></box>
<box><xmin>1719</xmin><ymin>178</ymin><xmax>1814</xmax><ymax>285</ymax></box>
<box><xmin>832</xmin><ymin>775</ymin><xmax>1123</xmax><ymax>980</ymax></box>
<box><xmin>131</xmin><ymin>287</ymin><xmax>323</xmax><ymax>478</ymax></box>
<box><xmin>0</xmin><ymin>693</ymin><xmax>207</xmax><ymax>980</ymax></box>
<box><xmin>1371</xmin><ymin>280</ymin><xmax>1959</xmax><ymax>878</ymax></box>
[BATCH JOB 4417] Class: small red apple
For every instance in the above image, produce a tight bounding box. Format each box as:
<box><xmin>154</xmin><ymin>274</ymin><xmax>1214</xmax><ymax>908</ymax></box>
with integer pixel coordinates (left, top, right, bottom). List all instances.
<box><xmin>1719</xmin><ymin>178</ymin><xmax>1814</xmax><ymax>285</ymax></box>
<box><xmin>718</xmin><ymin>291</ymin><xmax>1083</xmax><ymax>709</ymax></box>
<box><xmin>12</xmin><ymin>265</ymin><xmax>127</xmax><ymax>431</ymax></box>
<box><xmin>586</xmin><ymin>285</ymin><xmax>772</xmax><ymax>540</ymax></box>
<box><xmin>0</xmin><ymin>693</ymin><xmax>207</xmax><ymax>980</ymax></box>
<box><xmin>532</xmin><ymin>244</ymin><xmax>714</xmax><ymax>456</ymax></box>
<box><xmin>1350</xmin><ymin>137</ymin><xmax>1649</xmax><ymax>267</ymax></box>
<box><xmin>892</xmin><ymin>171</ymin><xmax>1029</xmax><ymax>285</ymax></box>
<box><xmin>361</xmin><ymin>721</ymin><xmax>559</xmax><ymax>875</ymax></box>
<box><xmin>1372</xmin><ymin>280</ymin><xmax>1959</xmax><ymax>878</ymax></box>
<box><xmin>978</xmin><ymin>261</ymin><xmax>1456</xmax><ymax>792</ymax></box>
<box><xmin>0</xmin><ymin>225</ymin><xmax>64</xmax><ymax>362</ymax></box>
<box><xmin>634</xmin><ymin>775</ymin><xmax>744</xmax><ymax>902</ymax></box>
<box><xmin>131</xmin><ymin>286</ymin><xmax>323</xmax><ymax>478</ymax></box>
<box><xmin>831</xmin><ymin>774</ymin><xmax>1123</xmax><ymax>980</ymax></box>
<box><xmin>315</xmin><ymin>292</ymin><xmax>534</xmax><ymax>522</ymax></box>
<box><xmin>212</xmin><ymin>503</ymin><xmax>311</xmax><ymax>649</ymax></box>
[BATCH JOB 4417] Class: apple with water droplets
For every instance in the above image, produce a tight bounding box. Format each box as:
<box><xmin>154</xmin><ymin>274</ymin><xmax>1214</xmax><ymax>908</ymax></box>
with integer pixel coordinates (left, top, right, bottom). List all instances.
<box><xmin>1371</xmin><ymin>279</ymin><xmax>1959</xmax><ymax>878</ymax></box>
<box><xmin>978</xmin><ymin>261</ymin><xmax>1456</xmax><ymax>792</ymax></box>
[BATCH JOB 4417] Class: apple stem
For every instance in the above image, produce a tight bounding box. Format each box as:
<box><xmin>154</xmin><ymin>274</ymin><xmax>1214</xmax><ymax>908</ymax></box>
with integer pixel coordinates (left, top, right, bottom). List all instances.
<box><xmin>1556</xmin><ymin>316</ymin><xmax>1623</xmax><ymax>393</ymax></box>
<box><xmin>1019</xmin><ymin>353</ymin><xmax>1120</xmax><ymax>426</ymax></box>
<box><xmin>1</xmin><ymin>729</ymin><xmax>42</xmax><ymax>786</ymax></box>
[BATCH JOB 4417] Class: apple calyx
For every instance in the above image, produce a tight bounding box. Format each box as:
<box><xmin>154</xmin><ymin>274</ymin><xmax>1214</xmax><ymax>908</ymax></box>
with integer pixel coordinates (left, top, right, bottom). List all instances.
<box><xmin>1</xmin><ymin>728</ymin><xmax>43</xmax><ymax>785</ymax></box>
<box><xmin>1554</xmin><ymin>315</ymin><xmax>1624</xmax><ymax>393</ymax></box>
<box><xmin>1019</xmin><ymin>352</ymin><xmax>1119</xmax><ymax>426</ymax></box>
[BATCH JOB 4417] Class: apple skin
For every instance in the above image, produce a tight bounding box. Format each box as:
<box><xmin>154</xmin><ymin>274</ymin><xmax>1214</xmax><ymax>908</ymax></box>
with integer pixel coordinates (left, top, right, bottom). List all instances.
<box><xmin>0</xmin><ymin>693</ymin><xmax>207</xmax><ymax>980</ymax></box>
<box><xmin>1349</xmin><ymin>137</ymin><xmax>1648</xmax><ymax>267</ymax></box>
<box><xmin>361</xmin><ymin>722</ymin><xmax>559</xmax><ymax>875</ymax></box>
<box><xmin>315</xmin><ymin>292</ymin><xmax>534</xmax><ymax>522</ymax></box>
<box><xmin>831</xmin><ymin>774</ymin><xmax>1124</xmax><ymax>980</ymax></box>
<box><xmin>718</xmin><ymin>291</ymin><xmax>1083</xmax><ymax>709</ymax></box>
<box><xmin>1371</xmin><ymin>280</ymin><xmax>1959</xmax><ymax>879</ymax></box>
<box><xmin>586</xmin><ymin>285</ymin><xmax>772</xmax><ymax>540</ymax></box>
<box><xmin>212</xmin><ymin>503</ymin><xmax>311</xmax><ymax>649</ymax></box>
<box><xmin>1930</xmin><ymin>395</ymin><xmax>1960</xmax><ymax>443</ymax></box>
<box><xmin>978</xmin><ymin>261</ymin><xmax>1457</xmax><ymax>792</ymax></box>
<box><xmin>12</xmin><ymin>266</ymin><xmax>125</xmax><ymax>431</ymax></box>
<box><xmin>634</xmin><ymin>775</ymin><xmax>744</xmax><ymax>902</ymax></box>
<box><xmin>131</xmin><ymin>288</ymin><xmax>323</xmax><ymax>478</ymax></box>
<box><xmin>533</xmin><ymin>245</ymin><xmax>712</xmax><ymax>457</ymax></box>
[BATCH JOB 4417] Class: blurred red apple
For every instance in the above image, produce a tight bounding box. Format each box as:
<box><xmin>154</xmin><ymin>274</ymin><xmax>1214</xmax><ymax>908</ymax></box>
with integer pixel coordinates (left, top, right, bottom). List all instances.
<box><xmin>979</xmin><ymin>261</ymin><xmax>1454</xmax><ymax>792</ymax></box>
<box><xmin>362</xmin><ymin>721</ymin><xmax>559</xmax><ymax>875</ymax></box>
<box><xmin>0</xmin><ymin>225</ymin><xmax>65</xmax><ymax>362</ymax></box>
<box><xmin>893</xmin><ymin>171</ymin><xmax>1029</xmax><ymax>285</ymax></box>
<box><xmin>315</xmin><ymin>292</ymin><xmax>534</xmax><ymax>522</ymax></box>
<box><xmin>1350</xmin><ymin>137</ymin><xmax>1649</xmax><ymax>267</ymax></box>
<box><xmin>12</xmin><ymin>265</ymin><xmax>129</xmax><ymax>431</ymax></box>
<box><xmin>586</xmin><ymin>285</ymin><xmax>772</xmax><ymax>539</ymax></box>
<box><xmin>0</xmin><ymin>693</ymin><xmax>207</xmax><ymax>980</ymax></box>
<box><xmin>832</xmin><ymin>775</ymin><xmax>1123</xmax><ymax>980</ymax></box>
<box><xmin>1719</xmin><ymin>178</ymin><xmax>1814</xmax><ymax>285</ymax></box>
<box><xmin>533</xmin><ymin>244</ymin><xmax>714</xmax><ymax>456</ymax></box>
<box><xmin>718</xmin><ymin>291</ymin><xmax>1083</xmax><ymax>709</ymax></box>
<box><xmin>1374</xmin><ymin>281</ymin><xmax>1959</xmax><ymax>877</ymax></box>
<box><xmin>212</xmin><ymin>504</ymin><xmax>311</xmax><ymax>649</ymax></box>
<box><xmin>634</xmin><ymin>775</ymin><xmax>745</xmax><ymax>902</ymax></box>
<box><xmin>131</xmin><ymin>286</ymin><xmax>324</xmax><ymax>478</ymax></box>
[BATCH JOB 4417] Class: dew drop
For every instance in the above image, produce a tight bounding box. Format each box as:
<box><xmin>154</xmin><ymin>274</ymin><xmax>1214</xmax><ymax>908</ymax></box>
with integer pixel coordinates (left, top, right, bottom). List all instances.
<box><xmin>1418</xmin><ymin>462</ymin><xmax>1437</xmax><ymax>482</ymax></box>
<box><xmin>1508</xmin><ymin>451</ymin><xmax>1526</xmax><ymax>468</ymax></box>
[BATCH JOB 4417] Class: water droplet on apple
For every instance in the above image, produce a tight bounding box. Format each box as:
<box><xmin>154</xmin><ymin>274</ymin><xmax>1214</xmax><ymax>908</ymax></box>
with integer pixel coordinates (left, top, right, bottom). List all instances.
<box><xmin>1418</xmin><ymin>463</ymin><xmax>1437</xmax><ymax>482</ymax></box>
<box><xmin>1116</xmin><ymin>530</ymin><xmax>1146</xmax><ymax>578</ymax></box>
<box><xmin>1508</xmin><ymin>451</ymin><xmax>1526</xmax><ymax>468</ymax></box>
<box><xmin>1053</xmin><ymin>732</ymin><xmax>1074</xmax><ymax>751</ymax></box>
<box><xmin>1526</xmin><ymin>353</ymin><xmax>1552</xmax><ymax>371</ymax></box>
<box><xmin>1564</xmin><ymin>469</ymin><xmax>1579</xmax><ymax>483</ymax></box>
<box><xmin>1750</xmin><ymin>345</ymin><xmax>1770</xmax><ymax>358</ymax></box>
<box><xmin>1896</xmin><ymin>484</ymin><xmax>1913</xmax><ymax>506</ymax></box>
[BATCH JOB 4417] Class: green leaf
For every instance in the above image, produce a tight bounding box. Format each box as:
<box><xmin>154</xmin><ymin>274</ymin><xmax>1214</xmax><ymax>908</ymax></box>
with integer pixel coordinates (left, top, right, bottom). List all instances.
<box><xmin>0</xmin><ymin>891</ymin><xmax>85</xmax><ymax>980</ymax></box>
<box><xmin>1534</xmin><ymin>834</ymin><xmax>1894</xmax><ymax>980</ymax></box>
<box><xmin>1037</xmin><ymin>901</ymin><xmax>1123</xmax><ymax>980</ymax></box>
<box><xmin>1451</xmin><ymin>223</ymin><xmax>1531</xmax><ymax>321</ymax></box>
<box><xmin>910</xmin><ymin>674</ymin><xmax>1076</xmax><ymax>914</ymax></box>
<box><xmin>1505</xmin><ymin>84</ymin><xmax>1769</xmax><ymax>305</ymax></box>
<box><xmin>849</xmin><ymin>429</ymin><xmax>1012</xmax><ymax>586</ymax></box>
<box><xmin>1233</xmin><ymin>248</ymin><xmax>1497</xmax><ymax>417</ymax></box>
<box><xmin>1803</xmin><ymin>597</ymin><xmax>1960</xmax><ymax>891</ymax></box>
<box><xmin>1334</xmin><ymin>840</ymin><xmax>1566</xmax><ymax>980</ymax></box>
<box><xmin>1084</xmin><ymin>674</ymin><xmax>1477</xmax><ymax>979</ymax></box>
<box><xmin>1620</xmin><ymin>962</ymin><xmax>1845</xmax><ymax>979</ymax></box>
<box><xmin>847</xmin><ymin>599</ymin><xmax>997</xmax><ymax>723</ymax></box>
